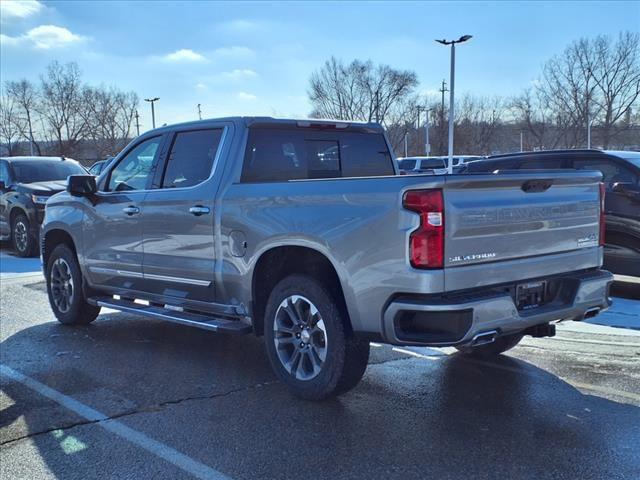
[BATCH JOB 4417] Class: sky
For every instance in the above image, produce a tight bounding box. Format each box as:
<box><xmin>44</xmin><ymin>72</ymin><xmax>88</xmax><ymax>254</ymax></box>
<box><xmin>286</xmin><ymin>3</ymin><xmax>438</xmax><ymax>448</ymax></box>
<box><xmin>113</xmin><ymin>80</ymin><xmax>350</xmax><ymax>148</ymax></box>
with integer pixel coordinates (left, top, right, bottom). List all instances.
<box><xmin>1</xmin><ymin>0</ymin><xmax>639</xmax><ymax>131</ymax></box>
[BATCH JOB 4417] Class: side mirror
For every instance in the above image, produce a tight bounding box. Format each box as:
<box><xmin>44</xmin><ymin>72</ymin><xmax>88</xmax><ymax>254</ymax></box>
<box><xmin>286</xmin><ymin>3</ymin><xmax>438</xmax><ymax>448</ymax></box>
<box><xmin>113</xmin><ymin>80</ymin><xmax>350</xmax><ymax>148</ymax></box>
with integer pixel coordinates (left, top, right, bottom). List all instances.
<box><xmin>67</xmin><ymin>175</ymin><xmax>97</xmax><ymax>196</ymax></box>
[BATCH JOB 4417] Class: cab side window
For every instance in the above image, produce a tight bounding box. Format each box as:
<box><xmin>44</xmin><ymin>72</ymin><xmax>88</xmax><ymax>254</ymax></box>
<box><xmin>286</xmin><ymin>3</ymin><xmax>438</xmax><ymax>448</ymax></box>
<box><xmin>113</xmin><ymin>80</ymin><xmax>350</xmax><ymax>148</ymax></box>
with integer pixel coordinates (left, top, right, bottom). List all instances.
<box><xmin>161</xmin><ymin>129</ymin><xmax>223</xmax><ymax>189</ymax></box>
<box><xmin>107</xmin><ymin>136</ymin><xmax>162</xmax><ymax>192</ymax></box>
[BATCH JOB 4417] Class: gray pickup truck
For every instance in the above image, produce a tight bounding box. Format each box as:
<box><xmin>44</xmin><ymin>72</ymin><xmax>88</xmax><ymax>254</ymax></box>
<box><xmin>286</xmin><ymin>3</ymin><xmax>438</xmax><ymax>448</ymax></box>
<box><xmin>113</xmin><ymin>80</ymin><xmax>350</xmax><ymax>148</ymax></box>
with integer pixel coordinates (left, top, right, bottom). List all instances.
<box><xmin>41</xmin><ymin>117</ymin><xmax>613</xmax><ymax>400</ymax></box>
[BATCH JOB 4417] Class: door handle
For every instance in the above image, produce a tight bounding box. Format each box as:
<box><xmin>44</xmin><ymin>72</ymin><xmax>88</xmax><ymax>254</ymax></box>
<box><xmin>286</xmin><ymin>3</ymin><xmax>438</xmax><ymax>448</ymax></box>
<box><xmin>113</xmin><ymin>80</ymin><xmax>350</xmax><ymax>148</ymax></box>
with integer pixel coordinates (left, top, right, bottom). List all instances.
<box><xmin>122</xmin><ymin>205</ymin><xmax>140</xmax><ymax>215</ymax></box>
<box><xmin>189</xmin><ymin>205</ymin><xmax>210</xmax><ymax>216</ymax></box>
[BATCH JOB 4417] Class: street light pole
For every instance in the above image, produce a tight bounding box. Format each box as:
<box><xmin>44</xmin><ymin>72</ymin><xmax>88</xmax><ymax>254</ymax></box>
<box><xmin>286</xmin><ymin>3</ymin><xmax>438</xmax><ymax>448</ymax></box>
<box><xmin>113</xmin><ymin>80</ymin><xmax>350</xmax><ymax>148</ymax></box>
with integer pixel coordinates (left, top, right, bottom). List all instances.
<box><xmin>404</xmin><ymin>130</ymin><xmax>408</xmax><ymax>157</ymax></box>
<box><xmin>520</xmin><ymin>130</ymin><xmax>524</xmax><ymax>152</ymax></box>
<box><xmin>144</xmin><ymin>97</ymin><xmax>160</xmax><ymax>129</ymax></box>
<box><xmin>425</xmin><ymin>108</ymin><xmax>430</xmax><ymax>155</ymax></box>
<box><xmin>436</xmin><ymin>35</ymin><xmax>472</xmax><ymax>174</ymax></box>
<box><xmin>587</xmin><ymin>107</ymin><xmax>591</xmax><ymax>149</ymax></box>
<box><xmin>134</xmin><ymin>110</ymin><xmax>141</xmax><ymax>137</ymax></box>
<box><xmin>197</xmin><ymin>103</ymin><xmax>202</xmax><ymax>120</ymax></box>
<box><xmin>447</xmin><ymin>42</ymin><xmax>456</xmax><ymax>173</ymax></box>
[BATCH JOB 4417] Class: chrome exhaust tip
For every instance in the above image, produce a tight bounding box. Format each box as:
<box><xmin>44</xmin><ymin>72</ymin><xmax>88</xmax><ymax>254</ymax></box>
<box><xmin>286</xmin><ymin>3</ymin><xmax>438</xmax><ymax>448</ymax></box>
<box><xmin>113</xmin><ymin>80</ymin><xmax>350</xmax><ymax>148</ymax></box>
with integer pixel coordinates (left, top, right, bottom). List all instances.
<box><xmin>583</xmin><ymin>307</ymin><xmax>601</xmax><ymax>320</ymax></box>
<box><xmin>470</xmin><ymin>330</ymin><xmax>499</xmax><ymax>347</ymax></box>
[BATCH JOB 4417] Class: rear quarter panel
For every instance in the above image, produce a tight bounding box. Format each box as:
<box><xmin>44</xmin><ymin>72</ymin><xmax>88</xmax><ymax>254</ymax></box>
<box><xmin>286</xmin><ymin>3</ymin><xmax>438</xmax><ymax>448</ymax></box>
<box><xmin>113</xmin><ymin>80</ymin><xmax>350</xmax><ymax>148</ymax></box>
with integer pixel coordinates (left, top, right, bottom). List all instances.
<box><xmin>217</xmin><ymin>175</ymin><xmax>447</xmax><ymax>333</ymax></box>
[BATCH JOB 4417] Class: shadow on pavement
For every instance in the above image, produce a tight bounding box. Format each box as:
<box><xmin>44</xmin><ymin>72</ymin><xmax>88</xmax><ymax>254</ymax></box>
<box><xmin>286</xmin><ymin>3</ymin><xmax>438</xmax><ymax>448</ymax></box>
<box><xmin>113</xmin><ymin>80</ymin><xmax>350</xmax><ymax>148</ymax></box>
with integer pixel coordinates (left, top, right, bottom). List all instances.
<box><xmin>1</xmin><ymin>309</ymin><xmax>639</xmax><ymax>479</ymax></box>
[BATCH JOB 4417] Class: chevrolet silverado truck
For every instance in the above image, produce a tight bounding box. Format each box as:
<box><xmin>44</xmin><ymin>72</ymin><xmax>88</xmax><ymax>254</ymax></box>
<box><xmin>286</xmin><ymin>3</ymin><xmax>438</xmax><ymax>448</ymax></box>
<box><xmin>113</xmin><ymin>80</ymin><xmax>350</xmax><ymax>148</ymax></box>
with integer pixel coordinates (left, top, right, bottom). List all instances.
<box><xmin>41</xmin><ymin>117</ymin><xmax>613</xmax><ymax>400</ymax></box>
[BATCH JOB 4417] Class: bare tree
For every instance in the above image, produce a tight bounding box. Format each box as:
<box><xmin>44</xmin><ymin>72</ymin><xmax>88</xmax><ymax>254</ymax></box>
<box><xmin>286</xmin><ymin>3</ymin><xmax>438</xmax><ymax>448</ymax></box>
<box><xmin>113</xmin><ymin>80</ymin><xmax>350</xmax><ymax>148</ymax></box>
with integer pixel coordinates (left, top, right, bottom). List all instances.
<box><xmin>510</xmin><ymin>88</ymin><xmax>567</xmax><ymax>150</ymax></box>
<box><xmin>5</xmin><ymin>79</ymin><xmax>43</xmax><ymax>155</ymax></box>
<box><xmin>40</xmin><ymin>61</ymin><xmax>88</xmax><ymax>156</ymax></box>
<box><xmin>536</xmin><ymin>31</ymin><xmax>640</xmax><ymax>148</ymax></box>
<box><xmin>0</xmin><ymin>93</ymin><xmax>25</xmax><ymax>155</ymax></box>
<box><xmin>82</xmin><ymin>87</ymin><xmax>139</xmax><ymax>158</ymax></box>
<box><xmin>2</xmin><ymin>61</ymin><xmax>141</xmax><ymax>159</ymax></box>
<box><xmin>590</xmin><ymin>32</ymin><xmax>640</xmax><ymax>147</ymax></box>
<box><xmin>308</xmin><ymin>57</ymin><xmax>418</xmax><ymax>125</ymax></box>
<box><xmin>455</xmin><ymin>95</ymin><xmax>505</xmax><ymax>154</ymax></box>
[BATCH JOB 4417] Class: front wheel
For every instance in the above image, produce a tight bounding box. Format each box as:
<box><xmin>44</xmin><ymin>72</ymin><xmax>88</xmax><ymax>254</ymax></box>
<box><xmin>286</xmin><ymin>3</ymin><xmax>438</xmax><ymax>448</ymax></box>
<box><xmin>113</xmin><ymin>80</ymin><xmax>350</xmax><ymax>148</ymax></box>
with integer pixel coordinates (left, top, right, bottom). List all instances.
<box><xmin>12</xmin><ymin>213</ymin><xmax>37</xmax><ymax>257</ymax></box>
<box><xmin>455</xmin><ymin>332</ymin><xmax>523</xmax><ymax>358</ymax></box>
<box><xmin>264</xmin><ymin>274</ymin><xmax>370</xmax><ymax>400</ymax></box>
<box><xmin>46</xmin><ymin>244</ymin><xmax>101</xmax><ymax>325</ymax></box>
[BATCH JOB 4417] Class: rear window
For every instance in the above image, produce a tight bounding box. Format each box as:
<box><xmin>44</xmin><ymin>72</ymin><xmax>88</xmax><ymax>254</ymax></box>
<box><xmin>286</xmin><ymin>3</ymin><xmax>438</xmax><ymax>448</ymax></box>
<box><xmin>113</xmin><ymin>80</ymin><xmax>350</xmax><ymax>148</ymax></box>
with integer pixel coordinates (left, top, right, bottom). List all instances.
<box><xmin>241</xmin><ymin>128</ymin><xmax>394</xmax><ymax>182</ymax></box>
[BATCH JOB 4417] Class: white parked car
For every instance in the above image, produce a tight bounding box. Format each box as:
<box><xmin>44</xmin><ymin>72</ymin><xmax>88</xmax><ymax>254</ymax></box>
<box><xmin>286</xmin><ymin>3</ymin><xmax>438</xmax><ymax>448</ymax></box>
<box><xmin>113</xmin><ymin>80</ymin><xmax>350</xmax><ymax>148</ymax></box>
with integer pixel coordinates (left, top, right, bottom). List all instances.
<box><xmin>397</xmin><ymin>155</ymin><xmax>483</xmax><ymax>175</ymax></box>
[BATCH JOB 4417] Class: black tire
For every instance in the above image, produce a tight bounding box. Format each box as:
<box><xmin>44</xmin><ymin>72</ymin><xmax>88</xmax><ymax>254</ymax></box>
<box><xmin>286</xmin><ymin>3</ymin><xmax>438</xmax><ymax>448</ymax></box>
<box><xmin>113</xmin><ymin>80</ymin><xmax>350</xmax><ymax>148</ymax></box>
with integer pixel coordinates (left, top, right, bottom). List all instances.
<box><xmin>46</xmin><ymin>244</ymin><xmax>101</xmax><ymax>325</ymax></box>
<box><xmin>264</xmin><ymin>274</ymin><xmax>370</xmax><ymax>400</ymax></box>
<box><xmin>455</xmin><ymin>332</ymin><xmax>523</xmax><ymax>358</ymax></box>
<box><xmin>12</xmin><ymin>213</ymin><xmax>37</xmax><ymax>257</ymax></box>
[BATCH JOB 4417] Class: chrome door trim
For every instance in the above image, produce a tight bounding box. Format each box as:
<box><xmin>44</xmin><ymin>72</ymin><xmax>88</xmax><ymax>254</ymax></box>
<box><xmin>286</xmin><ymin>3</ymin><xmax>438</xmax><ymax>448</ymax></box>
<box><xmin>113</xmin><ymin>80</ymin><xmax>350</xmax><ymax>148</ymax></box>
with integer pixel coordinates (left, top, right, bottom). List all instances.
<box><xmin>89</xmin><ymin>267</ymin><xmax>211</xmax><ymax>286</ymax></box>
<box><xmin>144</xmin><ymin>272</ymin><xmax>212</xmax><ymax>286</ymax></box>
<box><xmin>90</xmin><ymin>267</ymin><xmax>144</xmax><ymax>278</ymax></box>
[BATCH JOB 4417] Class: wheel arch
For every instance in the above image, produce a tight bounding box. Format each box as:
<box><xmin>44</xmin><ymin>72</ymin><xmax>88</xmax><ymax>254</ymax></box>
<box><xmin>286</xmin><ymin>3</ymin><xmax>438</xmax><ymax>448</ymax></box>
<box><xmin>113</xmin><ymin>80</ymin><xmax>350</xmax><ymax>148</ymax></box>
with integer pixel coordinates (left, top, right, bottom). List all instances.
<box><xmin>251</xmin><ymin>245</ymin><xmax>352</xmax><ymax>337</ymax></box>
<box><xmin>42</xmin><ymin>228</ymin><xmax>78</xmax><ymax>269</ymax></box>
<box><xmin>9</xmin><ymin>206</ymin><xmax>28</xmax><ymax>225</ymax></box>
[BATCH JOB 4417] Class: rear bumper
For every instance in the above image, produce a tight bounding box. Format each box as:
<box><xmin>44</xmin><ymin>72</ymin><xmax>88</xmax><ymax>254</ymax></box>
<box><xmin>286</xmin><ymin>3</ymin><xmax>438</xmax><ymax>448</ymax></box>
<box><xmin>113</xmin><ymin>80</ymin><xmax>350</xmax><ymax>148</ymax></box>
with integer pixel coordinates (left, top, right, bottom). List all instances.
<box><xmin>382</xmin><ymin>269</ymin><xmax>614</xmax><ymax>346</ymax></box>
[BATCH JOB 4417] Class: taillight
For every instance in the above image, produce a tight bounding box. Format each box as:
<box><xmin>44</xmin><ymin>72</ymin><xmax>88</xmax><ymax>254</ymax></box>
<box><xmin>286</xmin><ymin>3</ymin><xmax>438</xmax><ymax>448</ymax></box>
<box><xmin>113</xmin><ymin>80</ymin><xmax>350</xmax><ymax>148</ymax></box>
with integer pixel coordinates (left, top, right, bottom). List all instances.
<box><xmin>599</xmin><ymin>182</ymin><xmax>605</xmax><ymax>247</ymax></box>
<box><xmin>403</xmin><ymin>189</ymin><xmax>444</xmax><ymax>269</ymax></box>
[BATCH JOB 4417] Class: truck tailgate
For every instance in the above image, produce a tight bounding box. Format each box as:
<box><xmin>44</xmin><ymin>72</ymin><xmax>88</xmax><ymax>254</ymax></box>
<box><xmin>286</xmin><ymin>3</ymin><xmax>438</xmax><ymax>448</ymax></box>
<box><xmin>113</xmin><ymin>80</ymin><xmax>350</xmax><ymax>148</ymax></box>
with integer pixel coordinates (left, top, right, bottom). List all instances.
<box><xmin>443</xmin><ymin>171</ymin><xmax>602</xmax><ymax>269</ymax></box>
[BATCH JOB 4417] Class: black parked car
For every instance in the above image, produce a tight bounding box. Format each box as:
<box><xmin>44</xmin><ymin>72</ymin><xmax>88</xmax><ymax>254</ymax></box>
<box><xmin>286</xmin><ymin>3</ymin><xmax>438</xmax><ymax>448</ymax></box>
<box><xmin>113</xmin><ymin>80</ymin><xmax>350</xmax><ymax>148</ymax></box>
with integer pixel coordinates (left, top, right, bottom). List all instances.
<box><xmin>0</xmin><ymin>156</ymin><xmax>87</xmax><ymax>257</ymax></box>
<box><xmin>463</xmin><ymin>149</ymin><xmax>640</xmax><ymax>277</ymax></box>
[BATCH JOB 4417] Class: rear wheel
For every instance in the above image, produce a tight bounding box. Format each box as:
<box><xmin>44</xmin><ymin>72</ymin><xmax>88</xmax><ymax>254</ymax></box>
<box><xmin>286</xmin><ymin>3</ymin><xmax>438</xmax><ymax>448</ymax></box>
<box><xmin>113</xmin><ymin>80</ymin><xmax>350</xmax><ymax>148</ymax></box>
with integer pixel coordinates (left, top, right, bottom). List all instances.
<box><xmin>46</xmin><ymin>244</ymin><xmax>101</xmax><ymax>325</ymax></box>
<box><xmin>12</xmin><ymin>213</ymin><xmax>37</xmax><ymax>257</ymax></box>
<box><xmin>455</xmin><ymin>332</ymin><xmax>523</xmax><ymax>358</ymax></box>
<box><xmin>264</xmin><ymin>274</ymin><xmax>370</xmax><ymax>400</ymax></box>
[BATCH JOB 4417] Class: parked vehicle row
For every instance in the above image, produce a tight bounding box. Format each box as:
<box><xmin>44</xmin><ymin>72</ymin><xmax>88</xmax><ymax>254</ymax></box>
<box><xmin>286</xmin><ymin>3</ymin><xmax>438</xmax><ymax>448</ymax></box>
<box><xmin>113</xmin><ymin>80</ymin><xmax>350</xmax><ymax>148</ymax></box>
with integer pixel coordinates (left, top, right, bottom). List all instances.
<box><xmin>40</xmin><ymin>117</ymin><xmax>612</xmax><ymax>400</ymax></box>
<box><xmin>397</xmin><ymin>155</ymin><xmax>482</xmax><ymax>174</ymax></box>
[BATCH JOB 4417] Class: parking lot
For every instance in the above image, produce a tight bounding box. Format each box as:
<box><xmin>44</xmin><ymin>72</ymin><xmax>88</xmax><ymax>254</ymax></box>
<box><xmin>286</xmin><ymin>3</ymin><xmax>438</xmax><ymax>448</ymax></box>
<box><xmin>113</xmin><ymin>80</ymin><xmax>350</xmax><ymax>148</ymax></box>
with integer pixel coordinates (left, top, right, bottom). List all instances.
<box><xmin>1</xmin><ymin>245</ymin><xmax>639</xmax><ymax>479</ymax></box>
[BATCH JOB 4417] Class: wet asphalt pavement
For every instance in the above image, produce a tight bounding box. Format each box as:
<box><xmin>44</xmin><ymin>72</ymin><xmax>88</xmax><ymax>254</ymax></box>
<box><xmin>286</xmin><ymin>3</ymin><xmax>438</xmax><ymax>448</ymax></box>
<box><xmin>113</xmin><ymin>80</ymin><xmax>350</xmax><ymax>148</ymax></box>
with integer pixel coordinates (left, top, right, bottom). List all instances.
<box><xmin>1</xmin><ymin>272</ymin><xmax>639</xmax><ymax>480</ymax></box>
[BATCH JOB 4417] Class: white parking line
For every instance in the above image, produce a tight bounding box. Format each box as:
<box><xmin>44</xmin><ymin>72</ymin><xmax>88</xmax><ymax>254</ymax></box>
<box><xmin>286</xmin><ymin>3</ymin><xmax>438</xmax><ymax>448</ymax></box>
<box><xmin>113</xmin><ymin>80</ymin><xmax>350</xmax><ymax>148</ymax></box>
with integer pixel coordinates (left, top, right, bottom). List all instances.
<box><xmin>391</xmin><ymin>347</ymin><xmax>446</xmax><ymax>360</ymax></box>
<box><xmin>0</xmin><ymin>365</ymin><xmax>232</xmax><ymax>480</ymax></box>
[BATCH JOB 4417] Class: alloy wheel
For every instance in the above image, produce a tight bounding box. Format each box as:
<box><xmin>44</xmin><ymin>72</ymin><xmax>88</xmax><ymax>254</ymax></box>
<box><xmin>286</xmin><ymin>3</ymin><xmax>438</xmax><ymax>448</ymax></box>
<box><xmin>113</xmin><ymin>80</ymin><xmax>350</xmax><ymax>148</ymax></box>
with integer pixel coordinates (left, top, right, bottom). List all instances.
<box><xmin>273</xmin><ymin>295</ymin><xmax>328</xmax><ymax>381</ymax></box>
<box><xmin>50</xmin><ymin>258</ymin><xmax>74</xmax><ymax>313</ymax></box>
<box><xmin>14</xmin><ymin>220</ymin><xmax>28</xmax><ymax>253</ymax></box>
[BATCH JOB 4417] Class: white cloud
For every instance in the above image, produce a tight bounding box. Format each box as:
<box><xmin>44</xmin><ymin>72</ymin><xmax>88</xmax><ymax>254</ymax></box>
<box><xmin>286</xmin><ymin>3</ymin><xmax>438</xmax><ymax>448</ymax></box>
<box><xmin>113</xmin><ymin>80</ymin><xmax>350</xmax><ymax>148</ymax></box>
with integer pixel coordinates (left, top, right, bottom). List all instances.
<box><xmin>223</xmin><ymin>69</ymin><xmax>257</xmax><ymax>79</ymax></box>
<box><xmin>195</xmin><ymin>82</ymin><xmax>207</xmax><ymax>90</ymax></box>
<box><xmin>213</xmin><ymin>46</ymin><xmax>255</xmax><ymax>57</ymax></box>
<box><xmin>237</xmin><ymin>91</ymin><xmax>257</xmax><ymax>101</ymax></box>
<box><xmin>226</xmin><ymin>19</ymin><xmax>257</xmax><ymax>30</ymax></box>
<box><xmin>1</xmin><ymin>25</ymin><xmax>87</xmax><ymax>49</ymax></box>
<box><xmin>0</xmin><ymin>0</ymin><xmax>42</xmax><ymax>19</ymax></box>
<box><xmin>0</xmin><ymin>33</ymin><xmax>20</xmax><ymax>47</ymax></box>
<box><xmin>164</xmin><ymin>48</ymin><xmax>208</xmax><ymax>63</ymax></box>
<box><xmin>218</xmin><ymin>19</ymin><xmax>261</xmax><ymax>33</ymax></box>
